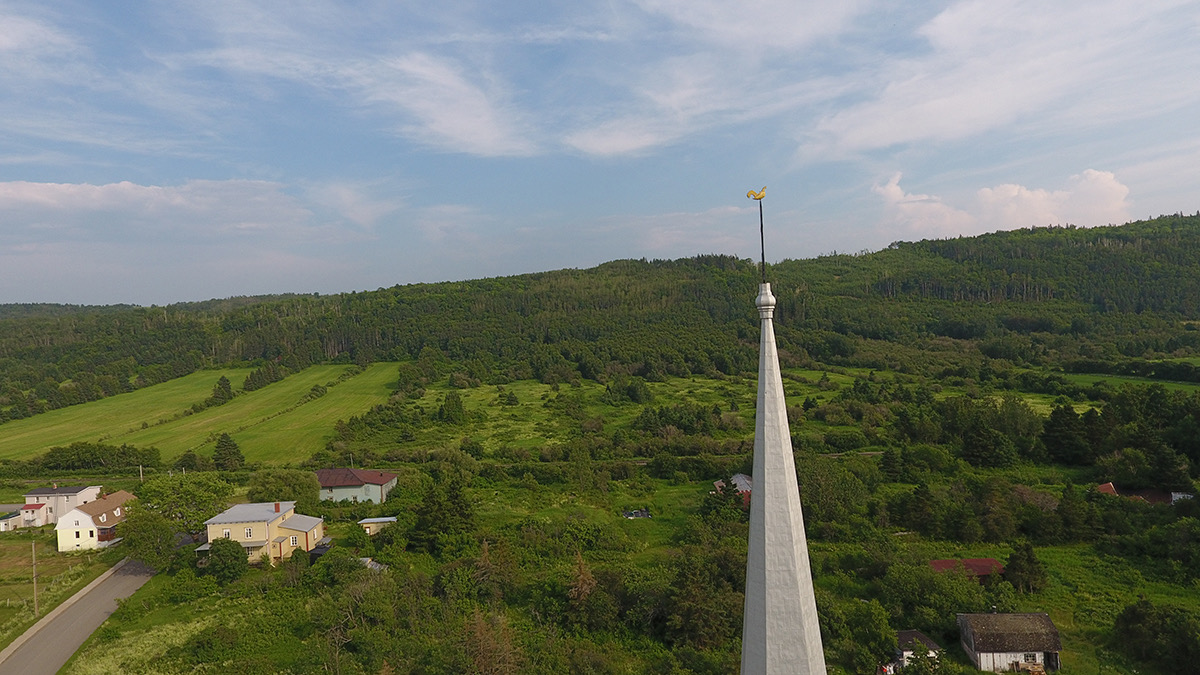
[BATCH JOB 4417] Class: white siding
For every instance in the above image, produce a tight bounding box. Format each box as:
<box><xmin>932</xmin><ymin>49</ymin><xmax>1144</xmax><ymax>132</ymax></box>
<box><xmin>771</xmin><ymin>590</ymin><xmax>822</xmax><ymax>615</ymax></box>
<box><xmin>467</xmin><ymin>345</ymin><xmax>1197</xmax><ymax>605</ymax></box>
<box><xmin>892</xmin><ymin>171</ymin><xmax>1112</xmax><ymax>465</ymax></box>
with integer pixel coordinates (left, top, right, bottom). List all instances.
<box><xmin>977</xmin><ymin>651</ymin><xmax>1042</xmax><ymax>672</ymax></box>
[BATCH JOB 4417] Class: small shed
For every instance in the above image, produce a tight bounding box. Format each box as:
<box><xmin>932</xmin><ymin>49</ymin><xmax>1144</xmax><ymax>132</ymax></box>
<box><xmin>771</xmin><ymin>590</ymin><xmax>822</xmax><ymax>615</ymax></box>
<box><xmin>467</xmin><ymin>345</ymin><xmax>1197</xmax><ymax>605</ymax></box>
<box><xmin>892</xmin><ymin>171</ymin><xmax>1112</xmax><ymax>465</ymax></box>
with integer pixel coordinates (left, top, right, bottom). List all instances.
<box><xmin>357</xmin><ymin>516</ymin><xmax>397</xmax><ymax>535</ymax></box>
<box><xmin>880</xmin><ymin>630</ymin><xmax>941</xmax><ymax>674</ymax></box>
<box><xmin>0</xmin><ymin>511</ymin><xmax>19</xmax><ymax>532</ymax></box>
<box><xmin>957</xmin><ymin>612</ymin><xmax>1061</xmax><ymax>673</ymax></box>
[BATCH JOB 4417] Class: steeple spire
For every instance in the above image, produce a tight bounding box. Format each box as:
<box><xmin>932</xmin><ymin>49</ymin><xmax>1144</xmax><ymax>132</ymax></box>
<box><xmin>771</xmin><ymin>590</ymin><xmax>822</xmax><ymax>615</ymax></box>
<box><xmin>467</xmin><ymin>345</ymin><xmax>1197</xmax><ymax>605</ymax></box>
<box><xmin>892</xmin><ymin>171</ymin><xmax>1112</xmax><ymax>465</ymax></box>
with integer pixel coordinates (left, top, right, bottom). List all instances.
<box><xmin>741</xmin><ymin>193</ymin><xmax>825</xmax><ymax>674</ymax></box>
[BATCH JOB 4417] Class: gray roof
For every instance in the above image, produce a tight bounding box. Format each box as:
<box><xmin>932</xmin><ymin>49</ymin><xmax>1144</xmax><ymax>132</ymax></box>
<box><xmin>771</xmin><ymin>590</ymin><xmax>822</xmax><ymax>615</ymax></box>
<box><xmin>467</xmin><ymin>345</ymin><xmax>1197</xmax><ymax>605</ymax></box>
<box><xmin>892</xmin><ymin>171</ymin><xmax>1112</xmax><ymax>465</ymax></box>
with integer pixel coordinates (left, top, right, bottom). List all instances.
<box><xmin>280</xmin><ymin>514</ymin><xmax>323</xmax><ymax>532</ymax></box>
<box><xmin>897</xmin><ymin>629</ymin><xmax>940</xmax><ymax>652</ymax></box>
<box><xmin>358</xmin><ymin>517</ymin><xmax>397</xmax><ymax>524</ymax></box>
<box><xmin>204</xmin><ymin>502</ymin><xmax>295</xmax><ymax>526</ymax></box>
<box><xmin>25</xmin><ymin>485</ymin><xmax>97</xmax><ymax>496</ymax></box>
<box><xmin>958</xmin><ymin>613</ymin><xmax>1061</xmax><ymax>652</ymax></box>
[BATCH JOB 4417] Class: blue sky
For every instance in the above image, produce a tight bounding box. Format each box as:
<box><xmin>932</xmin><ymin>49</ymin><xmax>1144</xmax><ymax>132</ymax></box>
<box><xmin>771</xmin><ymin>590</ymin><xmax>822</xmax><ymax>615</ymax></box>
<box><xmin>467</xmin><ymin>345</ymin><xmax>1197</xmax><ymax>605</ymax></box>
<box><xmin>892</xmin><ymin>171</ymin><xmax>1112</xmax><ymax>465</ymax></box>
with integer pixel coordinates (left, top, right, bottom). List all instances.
<box><xmin>2</xmin><ymin>0</ymin><xmax>1198</xmax><ymax>305</ymax></box>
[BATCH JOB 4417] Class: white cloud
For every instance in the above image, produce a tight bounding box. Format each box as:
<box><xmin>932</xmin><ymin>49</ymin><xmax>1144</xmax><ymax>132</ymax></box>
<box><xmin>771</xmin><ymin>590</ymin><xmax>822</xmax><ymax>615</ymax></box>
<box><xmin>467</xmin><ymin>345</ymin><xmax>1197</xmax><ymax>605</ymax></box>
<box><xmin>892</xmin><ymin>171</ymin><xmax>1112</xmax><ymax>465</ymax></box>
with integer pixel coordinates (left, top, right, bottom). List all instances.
<box><xmin>0</xmin><ymin>180</ymin><xmax>316</xmax><ymax>241</ymax></box>
<box><xmin>873</xmin><ymin>174</ymin><xmax>975</xmax><ymax>238</ymax></box>
<box><xmin>303</xmin><ymin>181</ymin><xmax>405</xmax><ymax>229</ymax></box>
<box><xmin>976</xmin><ymin>169</ymin><xmax>1130</xmax><ymax>229</ymax></box>
<box><xmin>809</xmin><ymin>0</ymin><xmax>1200</xmax><ymax>155</ymax></box>
<box><xmin>367</xmin><ymin>53</ymin><xmax>535</xmax><ymax>157</ymax></box>
<box><xmin>633</xmin><ymin>0</ymin><xmax>864</xmax><ymax>51</ymax></box>
<box><xmin>876</xmin><ymin>170</ymin><xmax>1132</xmax><ymax>239</ymax></box>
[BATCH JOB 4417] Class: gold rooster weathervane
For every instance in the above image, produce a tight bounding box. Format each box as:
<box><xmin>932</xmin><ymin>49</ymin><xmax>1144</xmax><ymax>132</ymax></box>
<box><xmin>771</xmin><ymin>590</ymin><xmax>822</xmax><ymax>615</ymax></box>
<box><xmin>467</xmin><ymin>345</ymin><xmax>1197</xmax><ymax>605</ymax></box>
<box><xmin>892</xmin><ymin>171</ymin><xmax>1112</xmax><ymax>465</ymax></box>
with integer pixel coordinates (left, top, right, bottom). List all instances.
<box><xmin>748</xmin><ymin>186</ymin><xmax>766</xmax><ymax>283</ymax></box>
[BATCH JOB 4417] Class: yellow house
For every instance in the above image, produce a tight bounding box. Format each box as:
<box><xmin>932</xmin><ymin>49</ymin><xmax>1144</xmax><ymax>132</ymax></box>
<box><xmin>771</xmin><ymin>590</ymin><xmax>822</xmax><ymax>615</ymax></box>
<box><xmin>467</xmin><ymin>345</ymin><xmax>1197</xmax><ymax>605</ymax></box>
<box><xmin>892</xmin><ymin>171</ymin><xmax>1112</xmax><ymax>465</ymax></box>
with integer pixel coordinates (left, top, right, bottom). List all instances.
<box><xmin>196</xmin><ymin>501</ymin><xmax>326</xmax><ymax>563</ymax></box>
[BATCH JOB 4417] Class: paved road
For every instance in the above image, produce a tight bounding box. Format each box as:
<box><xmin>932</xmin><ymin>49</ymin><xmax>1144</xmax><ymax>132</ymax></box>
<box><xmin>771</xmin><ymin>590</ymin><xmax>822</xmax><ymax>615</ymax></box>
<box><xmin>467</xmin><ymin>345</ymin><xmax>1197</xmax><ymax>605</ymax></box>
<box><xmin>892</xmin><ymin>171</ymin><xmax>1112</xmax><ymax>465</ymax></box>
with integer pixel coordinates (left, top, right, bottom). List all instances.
<box><xmin>0</xmin><ymin>560</ymin><xmax>154</xmax><ymax>675</ymax></box>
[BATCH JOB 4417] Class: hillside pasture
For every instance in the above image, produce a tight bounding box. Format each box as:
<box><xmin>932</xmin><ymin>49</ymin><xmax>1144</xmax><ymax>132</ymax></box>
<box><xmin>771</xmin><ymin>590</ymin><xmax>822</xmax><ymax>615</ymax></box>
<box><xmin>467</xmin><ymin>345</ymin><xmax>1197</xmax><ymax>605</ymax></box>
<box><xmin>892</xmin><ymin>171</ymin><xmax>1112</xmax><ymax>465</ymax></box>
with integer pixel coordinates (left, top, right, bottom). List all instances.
<box><xmin>0</xmin><ymin>365</ymin><xmax>399</xmax><ymax>464</ymax></box>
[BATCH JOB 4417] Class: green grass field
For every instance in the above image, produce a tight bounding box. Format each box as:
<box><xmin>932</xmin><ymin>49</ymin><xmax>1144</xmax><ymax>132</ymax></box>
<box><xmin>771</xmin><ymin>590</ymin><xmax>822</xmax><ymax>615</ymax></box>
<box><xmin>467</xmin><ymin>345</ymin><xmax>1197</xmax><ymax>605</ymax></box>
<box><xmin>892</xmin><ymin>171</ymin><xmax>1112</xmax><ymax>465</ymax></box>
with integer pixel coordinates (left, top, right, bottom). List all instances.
<box><xmin>0</xmin><ymin>364</ymin><xmax>400</xmax><ymax>464</ymax></box>
<box><xmin>1060</xmin><ymin>371</ymin><xmax>1200</xmax><ymax>392</ymax></box>
<box><xmin>0</xmin><ymin>528</ymin><xmax>112</xmax><ymax>650</ymax></box>
<box><xmin>4</xmin><ymin>361</ymin><xmax>1189</xmax><ymax>470</ymax></box>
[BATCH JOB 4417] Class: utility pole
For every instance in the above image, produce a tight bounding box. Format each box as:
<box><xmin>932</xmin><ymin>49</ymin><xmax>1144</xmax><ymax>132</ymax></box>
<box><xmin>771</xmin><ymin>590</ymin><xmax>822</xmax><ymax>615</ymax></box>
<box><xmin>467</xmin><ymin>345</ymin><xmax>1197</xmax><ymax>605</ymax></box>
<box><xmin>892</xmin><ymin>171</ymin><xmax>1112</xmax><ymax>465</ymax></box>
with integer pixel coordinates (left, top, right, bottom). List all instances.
<box><xmin>31</xmin><ymin>541</ymin><xmax>38</xmax><ymax>617</ymax></box>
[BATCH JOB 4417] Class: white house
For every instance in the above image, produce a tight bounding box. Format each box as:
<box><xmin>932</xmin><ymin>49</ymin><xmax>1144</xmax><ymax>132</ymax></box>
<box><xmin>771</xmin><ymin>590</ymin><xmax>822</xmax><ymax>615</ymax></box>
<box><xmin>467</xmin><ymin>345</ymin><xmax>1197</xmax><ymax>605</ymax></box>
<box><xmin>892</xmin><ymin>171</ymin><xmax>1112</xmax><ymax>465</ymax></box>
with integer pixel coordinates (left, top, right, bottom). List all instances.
<box><xmin>0</xmin><ymin>511</ymin><xmax>19</xmax><ymax>532</ymax></box>
<box><xmin>958</xmin><ymin>613</ymin><xmax>1061</xmax><ymax>672</ymax></box>
<box><xmin>315</xmin><ymin>468</ymin><xmax>398</xmax><ymax>503</ymax></box>
<box><xmin>880</xmin><ymin>630</ymin><xmax>941</xmax><ymax>673</ymax></box>
<box><xmin>24</xmin><ymin>485</ymin><xmax>102</xmax><ymax>525</ymax></box>
<box><xmin>20</xmin><ymin>503</ymin><xmax>48</xmax><ymax>528</ymax></box>
<box><xmin>55</xmin><ymin>491</ymin><xmax>135</xmax><ymax>552</ymax></box>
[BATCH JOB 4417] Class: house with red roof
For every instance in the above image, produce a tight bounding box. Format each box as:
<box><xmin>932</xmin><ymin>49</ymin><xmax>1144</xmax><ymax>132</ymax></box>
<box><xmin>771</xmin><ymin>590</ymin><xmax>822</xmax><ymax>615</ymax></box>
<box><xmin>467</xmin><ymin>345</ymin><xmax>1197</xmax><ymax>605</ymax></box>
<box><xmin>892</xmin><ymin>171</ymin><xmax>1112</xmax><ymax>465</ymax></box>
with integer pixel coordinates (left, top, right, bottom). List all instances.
<box><xmin>315</xmin><ymin>468</ymin><xmax>399</xmax><ymax>503</ymax></box>
<box><xmin>1095</xmin><ymin>481</ymin><xmax>1192</xmax><ymax>505</ymax></box>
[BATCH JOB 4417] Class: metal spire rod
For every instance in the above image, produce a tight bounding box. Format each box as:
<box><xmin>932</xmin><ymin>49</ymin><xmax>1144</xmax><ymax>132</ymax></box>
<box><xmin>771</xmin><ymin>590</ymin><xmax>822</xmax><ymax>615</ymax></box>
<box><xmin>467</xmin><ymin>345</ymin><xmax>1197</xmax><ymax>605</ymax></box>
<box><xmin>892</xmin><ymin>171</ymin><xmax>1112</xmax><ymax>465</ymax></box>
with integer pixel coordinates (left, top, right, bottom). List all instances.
<box><xmin>747</xmin><ymin>186</ymin><xmax>766</xmax><ymax>283</ymax></box>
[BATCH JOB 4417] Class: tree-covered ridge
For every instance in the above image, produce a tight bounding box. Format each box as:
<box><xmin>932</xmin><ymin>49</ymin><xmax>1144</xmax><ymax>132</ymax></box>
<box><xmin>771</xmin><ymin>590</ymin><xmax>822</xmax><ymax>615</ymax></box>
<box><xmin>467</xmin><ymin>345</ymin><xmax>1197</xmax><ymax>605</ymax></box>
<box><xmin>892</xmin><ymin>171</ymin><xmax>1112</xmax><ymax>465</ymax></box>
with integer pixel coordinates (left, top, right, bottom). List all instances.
<box><xmin>4</xmin><ymin>213</ymin><xmax>1200</xmax><ymax>424</ymax></box>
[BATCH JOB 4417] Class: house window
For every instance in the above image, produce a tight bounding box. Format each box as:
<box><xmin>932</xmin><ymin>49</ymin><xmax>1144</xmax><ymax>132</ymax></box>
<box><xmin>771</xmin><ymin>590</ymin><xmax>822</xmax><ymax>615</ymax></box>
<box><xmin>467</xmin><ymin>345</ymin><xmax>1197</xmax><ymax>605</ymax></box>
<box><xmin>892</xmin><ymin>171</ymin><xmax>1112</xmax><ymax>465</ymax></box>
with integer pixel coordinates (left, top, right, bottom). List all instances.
<box><xmin>223</xmin><ymin>529</ymin><xmax>231</xmax><ymax>539</ymax></box>
<box><xmin>1024</xmin><ymin>654</ymin><xmax>1038</xmax><ymax>663</ymax></box>
<box><xmin>114</xmin><ymin>508</ymin><xmax>121</xmax><ymax>516</ymax></box>
<box><xmin>89</xmin><ymin>530</ymin><xmax>94</xmax><ymax>538</ymax></box>
<box><xmin>290</xmin><ymin>536</ymin><xmax>298</xmax><ymax>547</ymax></box>
<box><xmin>245</xmin><ymin>527</ymin><xmax>253</xmax><ymax>539</ymax></box>
<box><xmin>75</xmin><ymin>531</ymin><xmax>80</xmax><ymax>539</ymax></box>
<box><xmin>74</xmin><ymin>520</ymin><xmax>79</xmax><ymax>526</ymax></box>
<box><xmin>100</xmin><ymin>514</ymin><xmax>107</xmax><ymax>523</ymax></box>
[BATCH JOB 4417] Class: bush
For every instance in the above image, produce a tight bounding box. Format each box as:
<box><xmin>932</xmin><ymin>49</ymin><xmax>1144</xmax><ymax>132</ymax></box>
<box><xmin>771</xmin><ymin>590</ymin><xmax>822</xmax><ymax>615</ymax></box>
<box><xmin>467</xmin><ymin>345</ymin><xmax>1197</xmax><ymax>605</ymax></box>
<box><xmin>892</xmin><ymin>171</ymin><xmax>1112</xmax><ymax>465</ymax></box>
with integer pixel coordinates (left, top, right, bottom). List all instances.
<box><xmin>167</xmin><ymin>567</ymin><xmax>218</xmax><ymax>603</ymax></box>
<box><xmin>204</xmin><ymin>538</ymin><xmax>249</xmax><ymax>584</ymax></box>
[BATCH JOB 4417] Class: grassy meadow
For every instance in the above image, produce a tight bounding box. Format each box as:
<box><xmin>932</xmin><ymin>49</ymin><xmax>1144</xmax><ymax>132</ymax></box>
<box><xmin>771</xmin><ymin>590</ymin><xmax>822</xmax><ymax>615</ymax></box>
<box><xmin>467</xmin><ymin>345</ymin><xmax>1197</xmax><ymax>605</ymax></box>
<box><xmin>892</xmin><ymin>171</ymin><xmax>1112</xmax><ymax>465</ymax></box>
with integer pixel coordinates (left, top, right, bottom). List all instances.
<box><xmin>5</xmin><ymin>358</ymin><xmax>1190</xmax><ymax>467</ymax></box>
<box><xmin>0</xmin><ymin>528</ymin><xmax>114</xmax><ymax>651</ymax></box>
<box><xmin>0</xmin><ymin>364</ymin><xmax>400</xmax><ymax>464</ymax></box>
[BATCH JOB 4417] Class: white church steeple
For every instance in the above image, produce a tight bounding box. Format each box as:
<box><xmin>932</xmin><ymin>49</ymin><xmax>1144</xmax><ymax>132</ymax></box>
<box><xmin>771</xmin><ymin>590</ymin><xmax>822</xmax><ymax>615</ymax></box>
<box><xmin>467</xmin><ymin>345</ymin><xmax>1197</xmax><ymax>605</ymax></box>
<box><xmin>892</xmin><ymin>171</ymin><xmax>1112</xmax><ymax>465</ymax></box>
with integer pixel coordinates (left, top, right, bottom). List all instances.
<box><xmin>740</xmin><ymin>207</ymin><xmax>825</xmax><ymax>673</ymax></box>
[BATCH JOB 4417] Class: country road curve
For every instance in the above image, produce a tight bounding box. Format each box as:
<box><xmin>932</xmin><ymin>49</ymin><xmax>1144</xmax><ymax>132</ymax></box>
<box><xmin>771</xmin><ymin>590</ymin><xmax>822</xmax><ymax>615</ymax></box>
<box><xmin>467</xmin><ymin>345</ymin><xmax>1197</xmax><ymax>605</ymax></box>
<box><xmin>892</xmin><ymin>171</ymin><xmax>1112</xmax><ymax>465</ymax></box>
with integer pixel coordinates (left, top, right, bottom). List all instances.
<box><xmin>0</xmin><ymin>559</ymin><xmax>155</xmax><ymax>675</ymax></box>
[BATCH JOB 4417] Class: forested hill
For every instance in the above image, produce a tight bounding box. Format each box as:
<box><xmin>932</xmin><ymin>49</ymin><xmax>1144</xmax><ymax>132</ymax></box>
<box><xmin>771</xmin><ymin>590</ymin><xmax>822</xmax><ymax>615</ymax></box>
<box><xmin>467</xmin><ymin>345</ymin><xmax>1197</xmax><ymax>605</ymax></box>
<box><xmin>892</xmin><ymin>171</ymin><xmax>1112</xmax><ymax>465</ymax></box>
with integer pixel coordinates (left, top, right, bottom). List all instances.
<box><xmin>2</xmin><ymin>212</ymin><xmax>1200</xmax><ymax>421</ymax></box>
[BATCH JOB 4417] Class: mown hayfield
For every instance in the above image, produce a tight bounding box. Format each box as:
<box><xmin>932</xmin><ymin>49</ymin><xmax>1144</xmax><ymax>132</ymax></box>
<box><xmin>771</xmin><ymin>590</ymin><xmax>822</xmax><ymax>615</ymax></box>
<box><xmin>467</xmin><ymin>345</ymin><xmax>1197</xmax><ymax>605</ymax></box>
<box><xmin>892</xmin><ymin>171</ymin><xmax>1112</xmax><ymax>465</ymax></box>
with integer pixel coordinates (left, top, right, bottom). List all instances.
<box><xmin>0</xmin><ymin>368</ymin><xmax>253</xmax><ymax>460</ymax></box>
<box><xmin>0</xmin><ymin>364</ymin><xmax>401</xmax><ymax>464</ymax></box>
<box><xmin>120</xmin><ymin>364</ymin><xmax>398</xmax><ymax>462</ymax></box>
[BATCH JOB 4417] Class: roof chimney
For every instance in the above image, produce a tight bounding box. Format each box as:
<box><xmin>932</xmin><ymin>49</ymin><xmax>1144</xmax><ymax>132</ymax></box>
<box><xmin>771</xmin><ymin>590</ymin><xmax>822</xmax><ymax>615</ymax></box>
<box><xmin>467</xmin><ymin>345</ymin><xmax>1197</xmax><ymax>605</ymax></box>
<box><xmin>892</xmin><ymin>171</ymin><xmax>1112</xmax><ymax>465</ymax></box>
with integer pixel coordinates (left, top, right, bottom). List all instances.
<box><xmin>274</xmin><ymin>502</ymin><xmax>280</xmax><ymax>513</ymax></box>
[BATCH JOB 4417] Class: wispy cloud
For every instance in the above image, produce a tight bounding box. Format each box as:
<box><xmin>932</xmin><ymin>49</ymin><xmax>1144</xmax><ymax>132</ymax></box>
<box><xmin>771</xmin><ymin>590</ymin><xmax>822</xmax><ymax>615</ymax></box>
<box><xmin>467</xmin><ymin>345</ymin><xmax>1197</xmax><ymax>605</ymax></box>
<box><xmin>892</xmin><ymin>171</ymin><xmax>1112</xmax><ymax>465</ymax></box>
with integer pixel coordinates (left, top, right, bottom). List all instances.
<box><xmin>809</xmin><ymin>0</ymin><xmax>1200</xmax><ymax>155</ymax></box>
<box><xmin>0</xmin><ymin>180</ymin><xmax>316</xmax><ymax>241</ymax></box>
<box><xmin>632</xmin><ymin>0</ymin><xmax>865</xmax><ymax>51</ymax></box>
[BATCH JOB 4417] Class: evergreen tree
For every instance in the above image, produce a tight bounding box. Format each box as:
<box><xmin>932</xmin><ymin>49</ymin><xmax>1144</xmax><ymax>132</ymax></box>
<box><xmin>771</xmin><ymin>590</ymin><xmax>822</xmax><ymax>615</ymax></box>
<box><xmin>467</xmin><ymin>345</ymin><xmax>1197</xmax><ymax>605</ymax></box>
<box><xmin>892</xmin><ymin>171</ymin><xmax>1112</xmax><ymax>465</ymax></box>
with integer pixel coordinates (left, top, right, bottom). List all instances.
<box><xmin>212</xmin><ymin>433</ymin><xmax>244</xmax><ymax>470</ymax></box>
<box><xmin>173</xmin><ymin>448</ymin><xmax>213</xmax><ymax>472</ymax></box>
<box><xmin>1055</xmin><ymin>481</ymin><xmax>1092</xmax><ymax>542</ymax></box>
<box><xmin>1004</xmin><ymin>541</ymin><xmax>1048</xmax><ymax>593</ymax></box>
<box><xmin>436</xmin><ymin>391</ymin><xmax>466</xmax><ymax>424</ymax></box>
<box><xmin>960</xmin><ymin>426</ymin><xmax>1018</xmax><ymax>468</ymax></box>
<box><xmin>1042</xmin><ymin>402</ymin><xmax>1093</xmax><ymax>465</ymax></box>
<box><xmin>208</xmin><ymin>376</ymin><xmax>234</xmax><ymax>406</ymax></box>
<box><xmin>881</xmin><ymin>447</ymin><xmax>903</xmax><ymax>480</ymax></box>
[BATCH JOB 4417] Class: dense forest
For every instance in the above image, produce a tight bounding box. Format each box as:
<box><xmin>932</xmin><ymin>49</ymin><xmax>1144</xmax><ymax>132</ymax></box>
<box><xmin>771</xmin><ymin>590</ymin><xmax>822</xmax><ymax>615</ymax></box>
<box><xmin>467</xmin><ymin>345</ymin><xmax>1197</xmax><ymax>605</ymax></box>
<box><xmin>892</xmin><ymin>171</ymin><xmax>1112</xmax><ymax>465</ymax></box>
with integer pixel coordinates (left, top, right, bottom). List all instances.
<box><xmin>6</xmin><ymin>213</ymin><xmax>1200</xmax><ymax>674</ymax></box>
<box><xmin>4</xmin><ymin>213</ymin><xmax>1200</xmax><ymax>424</ymax></box>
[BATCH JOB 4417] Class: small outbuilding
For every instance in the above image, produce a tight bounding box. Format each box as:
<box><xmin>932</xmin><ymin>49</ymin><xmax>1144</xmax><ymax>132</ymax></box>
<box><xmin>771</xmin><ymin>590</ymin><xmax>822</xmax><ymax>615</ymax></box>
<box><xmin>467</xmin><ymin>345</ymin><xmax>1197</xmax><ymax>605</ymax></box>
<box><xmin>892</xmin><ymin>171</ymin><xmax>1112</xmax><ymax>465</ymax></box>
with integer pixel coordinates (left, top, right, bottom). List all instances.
<box><xmin>879</xmin><ymin>629</ymin><xmax>941</xmax><ymax>674</ymax></box>
<box><xmin>357</xmin><ymin>516</ymin><xmax>397</xmax><ymax>535</ymax></box>
<box><xmin>957</xmin><ymin>612</ymin><xmax>1061</xmax><ymax>673</ymax></box>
